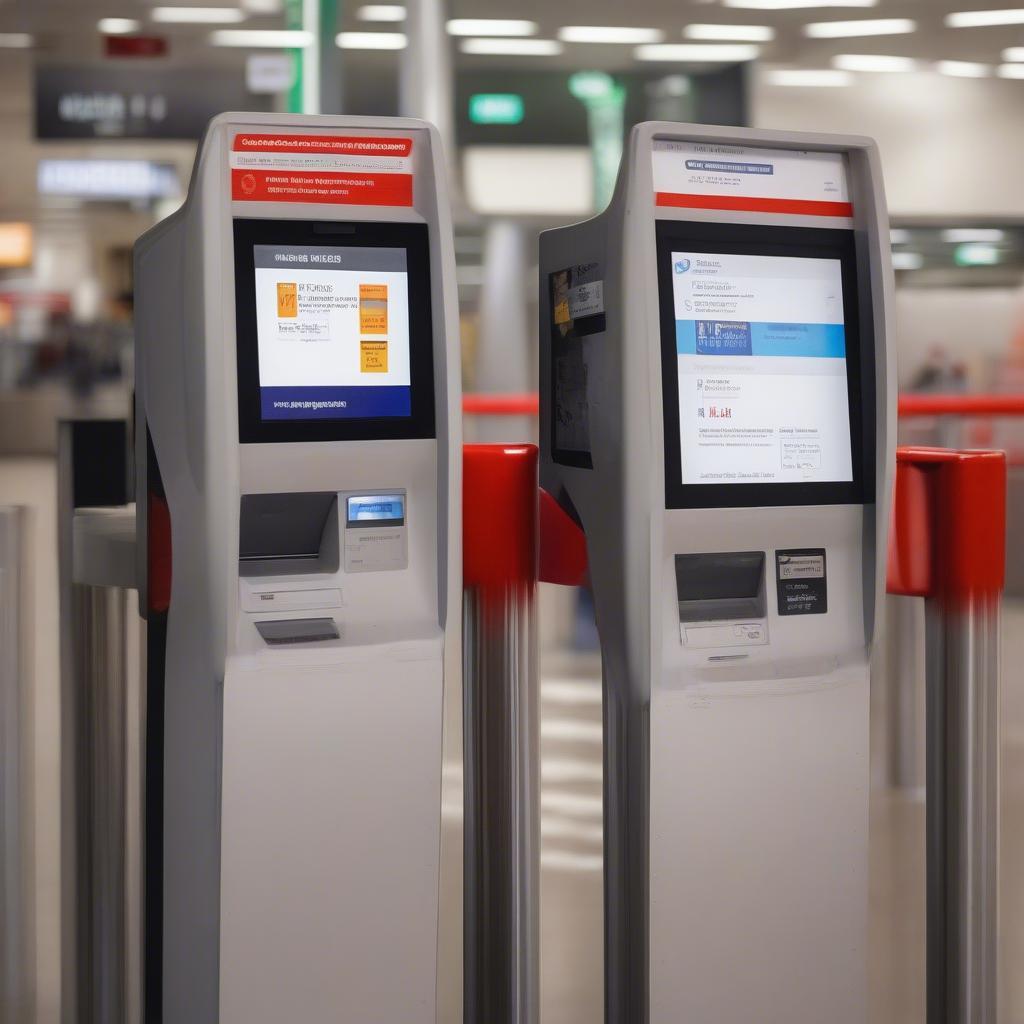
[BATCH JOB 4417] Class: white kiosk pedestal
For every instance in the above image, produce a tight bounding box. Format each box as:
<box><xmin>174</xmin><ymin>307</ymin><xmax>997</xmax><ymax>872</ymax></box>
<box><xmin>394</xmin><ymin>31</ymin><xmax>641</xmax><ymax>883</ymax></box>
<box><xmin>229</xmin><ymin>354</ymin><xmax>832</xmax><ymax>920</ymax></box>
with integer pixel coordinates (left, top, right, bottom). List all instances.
<box><xmin>134</xmin><ymin>114</ymin><xmax>462</xmax><ymax>1024</ymax></box>
<box><xmin>539</xmin><ymin>123</ymin><xmax>895</xmax><ymax>1023</ymax></box>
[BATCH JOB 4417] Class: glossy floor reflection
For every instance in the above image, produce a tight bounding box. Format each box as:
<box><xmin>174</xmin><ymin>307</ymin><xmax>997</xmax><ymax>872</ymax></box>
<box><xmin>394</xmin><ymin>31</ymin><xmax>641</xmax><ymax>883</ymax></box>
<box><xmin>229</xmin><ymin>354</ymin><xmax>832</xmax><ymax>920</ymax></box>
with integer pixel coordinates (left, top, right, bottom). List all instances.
<box><xmin>537</xmin><ymin>594</ymin><xmax>1024</xmax><ymax>1024</ymax></box>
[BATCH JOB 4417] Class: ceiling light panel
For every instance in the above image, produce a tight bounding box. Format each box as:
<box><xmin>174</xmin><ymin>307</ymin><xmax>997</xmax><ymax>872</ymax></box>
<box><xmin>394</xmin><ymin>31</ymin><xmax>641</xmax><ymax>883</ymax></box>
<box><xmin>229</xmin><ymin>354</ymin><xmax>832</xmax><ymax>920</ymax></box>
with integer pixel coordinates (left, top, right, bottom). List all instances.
<box><xmin>997</xmin><ymin>62</ymin><xmax>1024</xmax><ymax>76</ymax></box>
<box><xmin>447</xmin><ymin>19</ymin><xmax>537</xmax><ymax>37</ymax></box>
<box><xmin>336</xmin><ymin>31</ymin><xmax>406</xmax><ymax>48</ymax></box>
<box><xmin>635</xmin><ymin>42</ymin><xmax>761</xmax><ymax>61</ymax></box>
<box><xmin>946</xmin><ymin>9</ymin><xmax>1024</xmax><ymax>27</ymax></box>
<box><xmin>357</xmin><ymin>4</ymin><xmax>405</xmax><ymax>21</ymax></box>
<box><xmin>460</xmin><ymin>37</ymin><xmax>562</xmax><ymax>55</ymax></box>
<box><xmin>98</xmin><ymin>17</ymin><xmax>141</xmax><ymax>34</ymax></box>
<box><xmin>804</xmin><ymin>18</ymin><xmax>916</xmax><ymax>37</ymax></box>
<box><xmin>210</xmin><ymin>28</ymin><xmax>313</xmax><ymax>46</ymax></box>
<box><xmin>685</xmin><ymin>23</ymin><xmax>775</xmax><ymax>41</ymax></box>
<box><xmin>153</xmin><ymin>6</ymin><xmax>247</xmax><ymax>23</ymax></box>
<box><xmin>558</xmin><ymin>26</ymin><xmax>664</xmax><ymax>43</ymax></box>
<box><xmin>936</xmin><ymin>60</ymin><xmax>991</xmax><ymax>76</ymax></box>
<box><xmin>0</xmin><ymin>33</ymin><xmax>34</xmax><ymax>47</ymax></box>
<box><xmin>724</xmin><ymin>0</ymin><xmax>877</xmax><ymax>9</ymax></box>
<box><xmin>1003</xmin><ymin>46</ymin><xmax>1024</xmax><ymax>60</ymax></box>
<box><xmin>833</xmin><ymin>53</ymin><xmax>917</xmax><ymax>72</ymax></box>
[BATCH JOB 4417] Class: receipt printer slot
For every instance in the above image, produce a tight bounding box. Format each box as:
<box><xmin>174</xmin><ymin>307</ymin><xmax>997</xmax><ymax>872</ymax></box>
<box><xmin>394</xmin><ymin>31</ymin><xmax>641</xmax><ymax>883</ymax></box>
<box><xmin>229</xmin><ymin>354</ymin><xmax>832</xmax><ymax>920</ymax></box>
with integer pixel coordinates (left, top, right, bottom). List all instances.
<box><xmin>239</xmin><ymin>492</ymin><xmax>339</xmax><ymax>578</ymax></box>
<box><xmin>676</xmin><ymin>551</ymin><xmax>766</xmax><ymax>623</ymax></box>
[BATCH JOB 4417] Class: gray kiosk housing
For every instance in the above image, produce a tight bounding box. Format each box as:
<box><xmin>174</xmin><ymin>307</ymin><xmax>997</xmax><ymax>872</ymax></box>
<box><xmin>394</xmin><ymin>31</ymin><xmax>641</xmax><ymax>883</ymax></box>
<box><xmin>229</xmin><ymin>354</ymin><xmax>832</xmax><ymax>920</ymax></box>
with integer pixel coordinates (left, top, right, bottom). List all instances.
<box><xmin>540</xmin><ymin>123</ymin><xmax>895</xmax><ymax>1022</ymax></box>
<box><xmin>134</xmin><ymin>114</ymin><xmax>462</xmax><ymax>1023</ymax></box>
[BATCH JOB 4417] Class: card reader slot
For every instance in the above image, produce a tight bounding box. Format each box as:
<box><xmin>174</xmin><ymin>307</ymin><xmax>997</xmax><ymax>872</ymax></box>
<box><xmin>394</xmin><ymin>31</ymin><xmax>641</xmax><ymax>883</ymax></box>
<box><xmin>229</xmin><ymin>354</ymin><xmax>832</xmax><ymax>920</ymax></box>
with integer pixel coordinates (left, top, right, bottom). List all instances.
<box><xmin>239</xmin><ymin>492</ymin><xmax>340</xmax><ymax>577</ymax></box>
<box><xmin>676</xmin><ymin>551</ymin><xmax>766</xmax><ymax>623</ymax></box>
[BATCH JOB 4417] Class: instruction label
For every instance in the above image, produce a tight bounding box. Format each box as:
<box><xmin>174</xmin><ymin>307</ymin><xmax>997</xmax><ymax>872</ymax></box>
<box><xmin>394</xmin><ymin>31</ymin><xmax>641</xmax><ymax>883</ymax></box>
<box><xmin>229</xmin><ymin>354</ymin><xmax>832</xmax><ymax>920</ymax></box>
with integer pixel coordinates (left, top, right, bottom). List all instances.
<box><xmin>231</xmin><ymin>133</ymin><xmax>413</xmax><ymax>206</ymax></box>
<box><xmin>775</xmin><ymin>548</ymin><xmax>828</xmax><ymax>616</ymax></box>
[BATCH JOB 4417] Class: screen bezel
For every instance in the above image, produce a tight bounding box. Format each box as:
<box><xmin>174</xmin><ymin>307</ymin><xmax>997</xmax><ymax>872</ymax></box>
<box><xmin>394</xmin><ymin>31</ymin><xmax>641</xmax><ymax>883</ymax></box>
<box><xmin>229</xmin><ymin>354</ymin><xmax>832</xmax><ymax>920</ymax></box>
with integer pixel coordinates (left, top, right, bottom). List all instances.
<box><xmin>234</xmin><ymin>218</ymin><xmax>436</xmax><ymax>444</ymax></box>
<box><xmin>656</xmin><ymin>219</ymin><xmax>875</xmax><ymax>510</ymax></box>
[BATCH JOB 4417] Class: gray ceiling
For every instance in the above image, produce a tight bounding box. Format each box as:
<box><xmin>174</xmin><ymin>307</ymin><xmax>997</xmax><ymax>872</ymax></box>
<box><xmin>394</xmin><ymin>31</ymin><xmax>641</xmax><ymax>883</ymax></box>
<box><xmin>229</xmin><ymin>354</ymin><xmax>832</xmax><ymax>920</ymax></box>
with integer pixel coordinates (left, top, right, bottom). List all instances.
<box><xmin>1</xmin><ymin>0</ymin><xmax>1023</xmax><ymax>71</ymax></box>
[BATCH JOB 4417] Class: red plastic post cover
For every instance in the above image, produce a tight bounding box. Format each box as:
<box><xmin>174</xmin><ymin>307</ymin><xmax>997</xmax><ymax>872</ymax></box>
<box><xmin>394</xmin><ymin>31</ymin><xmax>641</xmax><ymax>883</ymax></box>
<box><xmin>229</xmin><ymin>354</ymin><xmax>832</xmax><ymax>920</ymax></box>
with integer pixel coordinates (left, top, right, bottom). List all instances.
<box><xmin>462</xmin><ymin>393</ymin><xmax>540</xmax><ymax>417</ymax></box>
<box><xmin>538</xmin><ymin>489</ymin><xmax>588</xmax><ymax>587</ymax></box>
<box><xmin>898</xmin><ymin>393</ymin><xmax>1024</xmax><ymax>418</ymax></box>
<box><xmin>463</xmin><ymin>444</ymin><xmax>538</xmax><ymax>591</ymax></box>
<box><xmin>887</xmin><ymin>446</ymin><xmax>1006</xmax><ymax>603</ymax></box>
<box><xmin>148</xmin><ymin>491</ymin><xmax>172</xmax><ymax>614</ymax></box>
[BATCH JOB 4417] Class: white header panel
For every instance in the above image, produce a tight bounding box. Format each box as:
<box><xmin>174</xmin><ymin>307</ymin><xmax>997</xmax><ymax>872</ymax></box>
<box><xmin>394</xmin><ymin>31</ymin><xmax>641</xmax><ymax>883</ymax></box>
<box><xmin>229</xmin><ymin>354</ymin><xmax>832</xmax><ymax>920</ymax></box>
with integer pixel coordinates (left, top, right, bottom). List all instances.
<box><xmin>653</xmin><ymin>139</ymin><xmax>850</xmax><ymax>218</ymax></box>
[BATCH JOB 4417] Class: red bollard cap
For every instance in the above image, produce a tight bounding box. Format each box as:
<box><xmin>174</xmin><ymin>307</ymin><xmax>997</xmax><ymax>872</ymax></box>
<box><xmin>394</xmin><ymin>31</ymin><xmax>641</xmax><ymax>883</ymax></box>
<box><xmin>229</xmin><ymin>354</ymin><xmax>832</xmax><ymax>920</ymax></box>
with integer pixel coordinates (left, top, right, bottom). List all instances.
<box><xmin>887</xmin><ymin>446</ymin><xmax>1006</xmax><ymax>604</ymax></box>
<box><xmin>463</xmin><ymin>443</ymin><xmax>538</xmax><ymax>592</ymax></box>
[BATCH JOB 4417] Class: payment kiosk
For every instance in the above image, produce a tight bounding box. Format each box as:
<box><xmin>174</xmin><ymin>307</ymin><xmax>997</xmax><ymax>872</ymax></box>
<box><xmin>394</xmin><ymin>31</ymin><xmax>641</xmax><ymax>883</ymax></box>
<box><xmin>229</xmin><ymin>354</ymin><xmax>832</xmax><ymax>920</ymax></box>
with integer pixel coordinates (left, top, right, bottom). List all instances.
<box><xmin>540</xmin><ymin>123</ymin><xmax>894</xmax><ymax>1021</ymax></box>
<box><xmin>134</xmin><ymin>114</ymin><xmax>461</xmax><ymax>1023</ymax></box>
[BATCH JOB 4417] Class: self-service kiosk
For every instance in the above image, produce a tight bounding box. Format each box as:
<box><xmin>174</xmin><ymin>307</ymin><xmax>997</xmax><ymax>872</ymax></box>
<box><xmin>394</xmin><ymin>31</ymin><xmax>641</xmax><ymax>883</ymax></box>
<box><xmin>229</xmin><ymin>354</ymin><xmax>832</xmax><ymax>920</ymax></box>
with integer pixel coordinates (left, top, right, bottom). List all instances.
<box><xmin>540</xmin><ymin>124</ymin><xmax>894</xmax><ymax>1022</ymax></box>
<box><xmin>134</xmin><ymin>114</ymin><xmax>461</xmax><ymax>1023</ymax></box>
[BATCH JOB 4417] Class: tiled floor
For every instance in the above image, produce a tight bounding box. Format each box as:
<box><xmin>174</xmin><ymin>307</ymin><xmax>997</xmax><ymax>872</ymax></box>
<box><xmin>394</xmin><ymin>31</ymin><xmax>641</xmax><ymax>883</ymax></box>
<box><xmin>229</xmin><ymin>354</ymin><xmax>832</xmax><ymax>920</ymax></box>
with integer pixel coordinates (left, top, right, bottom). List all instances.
<box><xmin>536</xmin><ymin>591</ymin><xmax>1024</xmax><ymax>1024</ymax></box>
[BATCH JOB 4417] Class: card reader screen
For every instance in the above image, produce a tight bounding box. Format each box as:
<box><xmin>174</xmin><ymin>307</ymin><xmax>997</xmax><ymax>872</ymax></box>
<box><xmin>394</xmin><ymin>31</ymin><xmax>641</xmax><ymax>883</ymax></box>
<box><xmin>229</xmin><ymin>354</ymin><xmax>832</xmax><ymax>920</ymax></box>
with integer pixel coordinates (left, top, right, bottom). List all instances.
<box><xmin>346</xmin><ymin>494</ymin><xmax>405</xmax><ymax>526</ymax></box>
<box><xmin>253</xmin><ymin>244</ymin><xmax>412</xmax><ymax>421</ymax></box>
<box><xmin>671</xmin><ymin>250</ymin><xmax>853</xmax><ymax>486</ymax></box>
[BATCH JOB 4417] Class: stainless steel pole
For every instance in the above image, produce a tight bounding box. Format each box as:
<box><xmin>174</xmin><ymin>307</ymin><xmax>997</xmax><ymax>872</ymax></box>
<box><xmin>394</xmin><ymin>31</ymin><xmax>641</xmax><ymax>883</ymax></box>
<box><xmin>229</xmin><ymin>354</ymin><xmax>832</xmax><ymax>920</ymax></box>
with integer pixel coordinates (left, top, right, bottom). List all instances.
<box><xmin>0</xmin><ymin>506</ymin><xmax>32</xmax><ymax>1024</ymax></box>
<box><xmin>463</xmin><ymin>444</ymin><xmax>540</xmax><ymax>1024</ymax></box>
<box><xmin>888</xmin><ymin>446</ymin><xmax>1006</xmax><ymax>1024</ymax></box>
<box><xmin>926</xmin><ymin>597</ymin><xmax>1000</xmax><ymax>1024</ymax></box>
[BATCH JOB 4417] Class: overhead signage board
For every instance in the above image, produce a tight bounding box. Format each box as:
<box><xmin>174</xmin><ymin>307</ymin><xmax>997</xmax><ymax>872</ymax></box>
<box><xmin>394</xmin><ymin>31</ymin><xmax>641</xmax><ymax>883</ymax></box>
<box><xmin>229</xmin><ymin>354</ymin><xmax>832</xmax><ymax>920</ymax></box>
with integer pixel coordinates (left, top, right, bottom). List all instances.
<box><xmin>35</xmin><ymin>65</ymin><xmax>259</xmax><ymax>140</ymax></box>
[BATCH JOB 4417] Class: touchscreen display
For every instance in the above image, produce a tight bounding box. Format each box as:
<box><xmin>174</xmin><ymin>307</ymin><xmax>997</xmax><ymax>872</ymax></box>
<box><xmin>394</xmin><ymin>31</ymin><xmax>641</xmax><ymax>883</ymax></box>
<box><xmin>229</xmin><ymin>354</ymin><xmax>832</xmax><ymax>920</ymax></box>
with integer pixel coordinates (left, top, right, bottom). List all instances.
<box><xmin>670</xmin><ymin>251</ymin><xmax>853</xmax><ymax>486</ymax></box>
<box><xmin>253</xmin><ymin>244</ymin><xmax>411</xmax><ymax>421</ymax></box>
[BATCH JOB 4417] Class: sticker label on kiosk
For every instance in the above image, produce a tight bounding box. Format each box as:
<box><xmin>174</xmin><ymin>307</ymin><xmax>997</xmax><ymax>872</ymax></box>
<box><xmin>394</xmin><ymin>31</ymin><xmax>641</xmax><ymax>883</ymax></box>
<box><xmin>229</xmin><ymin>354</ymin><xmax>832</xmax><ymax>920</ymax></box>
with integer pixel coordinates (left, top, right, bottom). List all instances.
<box><xmin>775</xmin><ymin>549</ymin><xmax>828</xmax><ymax>616</ymax></box>
<box><xmin>344</xmin><ymin>493</ymin><xmax>408</xmax><ymax>573</ymax></box>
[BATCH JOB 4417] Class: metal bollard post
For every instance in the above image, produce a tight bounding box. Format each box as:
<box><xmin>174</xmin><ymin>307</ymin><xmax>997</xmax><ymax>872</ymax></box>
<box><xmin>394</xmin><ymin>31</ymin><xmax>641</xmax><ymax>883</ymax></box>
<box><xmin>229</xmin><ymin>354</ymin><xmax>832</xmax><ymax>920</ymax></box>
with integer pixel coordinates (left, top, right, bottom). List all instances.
<box><xmin>888</xmin><ymin>446</ymin><xmax>1007</xmax><ymax>1024</ymax></box>
<box><xmin>462</xmin><ymin>444</ymin><xmax>540</xmax><ymax>1024</ymax></box>
<box><xmin>0</xmin><ymin>505</ymin><xmax>32</xmax><ymax>1024</ymax></box>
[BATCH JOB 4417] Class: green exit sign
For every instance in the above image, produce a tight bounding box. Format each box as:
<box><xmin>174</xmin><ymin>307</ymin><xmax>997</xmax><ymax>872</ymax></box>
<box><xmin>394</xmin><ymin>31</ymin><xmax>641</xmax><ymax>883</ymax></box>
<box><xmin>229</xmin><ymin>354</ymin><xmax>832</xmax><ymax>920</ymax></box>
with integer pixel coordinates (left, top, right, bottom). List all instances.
<box><xmin>468</xmin><ymin>93</ymin><xmax>525</xmax><ymax>125</ymax></box>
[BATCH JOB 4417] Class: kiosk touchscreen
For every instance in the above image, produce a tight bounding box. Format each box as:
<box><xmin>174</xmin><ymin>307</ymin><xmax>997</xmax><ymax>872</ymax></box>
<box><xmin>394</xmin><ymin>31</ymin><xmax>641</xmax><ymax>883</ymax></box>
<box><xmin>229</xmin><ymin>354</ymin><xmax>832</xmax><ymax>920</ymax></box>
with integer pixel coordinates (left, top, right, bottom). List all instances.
<box><xmin>134</xmin><ymin>115</ymin><xmax>461</xmax><ymax>1023</ymax></box>
<box><xmin>540</xmin><ymin>124</ymin><xmax>894</xmax><ymax>1022</ymax></box>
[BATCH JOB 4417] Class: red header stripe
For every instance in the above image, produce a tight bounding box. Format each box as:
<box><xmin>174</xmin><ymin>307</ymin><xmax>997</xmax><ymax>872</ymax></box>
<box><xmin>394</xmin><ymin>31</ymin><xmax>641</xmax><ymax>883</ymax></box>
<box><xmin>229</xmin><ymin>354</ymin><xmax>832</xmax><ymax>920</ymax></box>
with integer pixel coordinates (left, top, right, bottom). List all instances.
<box><xmin>656</xmin><ymin>191</ymin><xmax>853</xmax><ymax>219</ymax></box>
<box><xmin>231</xmin><ymin>168</ymin><xmax>412</xmax><ymax>206</ymax></box>
<box><xmin>233</xmin><ymin>133</ymin><xmax>412</xmax><ymax>157</ymax></box>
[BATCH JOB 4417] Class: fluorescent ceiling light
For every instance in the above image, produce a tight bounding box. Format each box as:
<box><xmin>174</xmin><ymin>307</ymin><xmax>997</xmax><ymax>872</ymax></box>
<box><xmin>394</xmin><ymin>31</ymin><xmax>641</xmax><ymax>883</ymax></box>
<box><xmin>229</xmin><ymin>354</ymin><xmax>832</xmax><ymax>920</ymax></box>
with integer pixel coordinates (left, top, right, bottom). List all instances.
<box><xmin>0</xmin><ymin>33</ymin><xmax>33</xmax><ymax>47</ymax></box>
<box><xmin>460</xmin><ymin>37</ymin><xmax>562</xmax><ymax>55</ymax></box>
<box><xmin>685</xmin><ymin>23</ymin><xmax>775</xmax><ymax>41</ymax></box>
<box><xmin>889</xmin><ymin>228</ymin><xmax>911</xmax><ymax>244</ymax></box>
<box><xmin>833</xmin><ymin>53</ymin><xmax>917</xmax><ymax>72</ymax></box>
<box><xmin>804</xmin><ymin>18</ymin><xmax>916</xmax><ymax>37</ymax></box>
<box><xmin>946</xmin><ymin>8</ymin><xmax>1024</xmax><ymax>27</ymax></box>
<box><xmin>357</xmin><ymin>4</ymin><xmax>404</xmax><ymax>21</ymax></box>
<box><xmin>98</xmin><ymin>17</ymin><xmax>141</xmax><ymax>34</ymax></box>
<box><xmin>558</xmin><ymin>25</ymin><xmax>664</xmax><ymax>43</ymax></box>
<box><xmin>635</xmin><ymin>42</ymin><xmax>760</xmax><ymax>61</ymax></box>
<box><xmin>998</xmin><ymin>62</ymin><xmax>1024</xmax><ymax>76</ymax></box>
<box><xmin>1003</xmin><ymin>46</ymin><xmax>1024</xmax><ymax>60</ymax></box>
<box><xmin>767</xmin><ymin>67</ymin><xmax>853</xmax><ymax>86</ymax></box>
<box><xmin>447</xmin><ymin>19</ymin><xmax>537</xmax><ymax>37</ymax></box>
<box><xmin>892</xmin><ymin>252</ymin><xmax>924</xmax><ymax>271</ymax></box>
<box><xmin>241</xmin><ymin>0</ymin><xmax>282</xmax><ymax>10</ymax></box>
<box><xmin>724</xmin><ymin>0</ymin><xmax>876</xmax><ymax>8</ymax></box>
<box><xmin>210</xmin><ymin>28</ymin><xmax>312</xmax><ymax>46</ymax></box>
<box><xmin>153</xmin><ymin>6</ymin><xmax>246</xmax><ymax>23</ymax></box>
<box><xmin>937</xmin><ymin>59</ymin><xmax>991</xmax><ymax>77</ymax></box>
<box><xmin>942</xmin><ymin>228</ymin><xmax>1005</xmax><ymax>242</ymax></box>
<box><xmin>336</xmin><ymin>30</ymin><xmax>405</xmax><ymax>48</ymax></box>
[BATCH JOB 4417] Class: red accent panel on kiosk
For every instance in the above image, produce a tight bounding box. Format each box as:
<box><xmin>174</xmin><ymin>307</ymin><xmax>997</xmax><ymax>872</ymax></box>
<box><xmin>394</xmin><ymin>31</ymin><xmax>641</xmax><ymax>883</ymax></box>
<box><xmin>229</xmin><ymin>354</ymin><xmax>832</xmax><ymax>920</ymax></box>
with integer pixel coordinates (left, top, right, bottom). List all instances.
<box><xmin>148</xmin><ymin>492</ymin><xmax>172</xmax><ymax>614</ymax></box>
<box><xmin>463</xmin><ymin>444</ymin><xmax>538</xmax><ymax>591</ymax></box>
<box><xmin>655</xmin><ymin>192</ymin><xmax>854</xmax><ymax>219</ymax></box>
<box><xmin>539</xmin><ymin>489</ymin><xmax>588</xmax><ymax>587</ymax></box>
<box><xmin>230</xmin><ymin>133</ymin><xmax>414</xmax><ymax>206</ymax></box>
<box><xmin>886</xmin><ymin>446</ymin><xmax>1006</xmax><ymax>603</ymax></box>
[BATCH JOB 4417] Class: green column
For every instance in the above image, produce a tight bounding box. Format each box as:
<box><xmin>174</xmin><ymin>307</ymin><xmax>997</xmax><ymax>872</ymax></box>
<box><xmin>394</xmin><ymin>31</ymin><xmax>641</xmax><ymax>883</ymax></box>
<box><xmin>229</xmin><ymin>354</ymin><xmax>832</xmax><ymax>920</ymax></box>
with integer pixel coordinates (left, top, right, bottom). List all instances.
<box><xmin>569</xmin><ymin>71</ymin><xmax>627</xmax><ymax>213</ymax></box>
